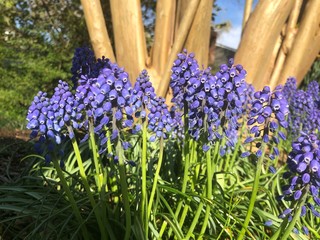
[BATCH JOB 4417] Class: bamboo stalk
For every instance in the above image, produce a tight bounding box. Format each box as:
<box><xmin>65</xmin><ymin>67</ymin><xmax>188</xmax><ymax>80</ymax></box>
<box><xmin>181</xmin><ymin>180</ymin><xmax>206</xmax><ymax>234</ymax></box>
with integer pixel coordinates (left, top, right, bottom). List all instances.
<box><xmin>184</xmin><ymin>0</ymin><xmax>214</xmax><ymax>68</ymax></box>
<box><xmin>80</xmin><ymin>0</ymin><xmax>115</xmax><ymax>61</ymax></box>
<box><xmin>242</xmin><ymin>0</ymin><xmax>253</xmax><ymax>30</ymax></box>
<box><xmin>157</xmin><ymin>0</ymin><xmax>200</xmax><ymax>98</ymax></box>
<box><xmin>278</xmin><ymin>0</ymin><xmax>320</xmax><ymax>87</ymax></box>
<box><xmin>152</xmin><ymin>0</ymin><xmax>176</xmax><ymax>75</ymax></box>
<box><xmin>269</xmin><ymin>0</ymin><xmax>303</xmax><ymax>89</ymax></box>
<box><xmin>234</xmin><ymin>0</ymin><xmax>294</xmax><ymax>90</ymax></box>
<box><xmin>109</xmin><ymin>0</ymin><xmax>147</xmax><ymax>84</ymax></box>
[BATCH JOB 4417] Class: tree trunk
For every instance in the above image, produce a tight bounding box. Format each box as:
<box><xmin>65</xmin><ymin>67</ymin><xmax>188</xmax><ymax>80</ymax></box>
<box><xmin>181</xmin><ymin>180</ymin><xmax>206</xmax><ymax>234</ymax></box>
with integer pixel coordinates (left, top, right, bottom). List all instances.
<box><xmin>80</xmin><ymin>0</ymin><xmax>115</xmax><ymax>61</ymax></box>
<box><xmin>109</xmin><ymin>0</ymin><xmax>148</xmax><ymax>85</ymax></box>
<box><xmin>184</xmin><ymin>0</ymin><xmax>213</xmax><ymax>68</ymax></box>
<box><xmin>234</xmin><ymin>0</ymin><xmax>294</xmax><ymax>90</ymax></box>
<box><xmin>278</xmin><ymin>0</ymin><xmax>320</xmax><ymax>87</ymax></box>
<box><xmin>268</xmin><ymin>0</ymin><xmax>303</xmax><ymax>89</ymax></box>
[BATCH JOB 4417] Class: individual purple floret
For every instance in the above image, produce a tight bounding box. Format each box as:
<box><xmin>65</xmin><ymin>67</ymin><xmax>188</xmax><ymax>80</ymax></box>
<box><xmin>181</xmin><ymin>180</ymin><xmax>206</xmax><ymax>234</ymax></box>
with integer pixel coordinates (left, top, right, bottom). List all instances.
<box><xmin>243</xmin><ymin>85</ymin><xmax>289</xmax><ymax>158</ymax></box>
<box><xmin>278</xmin><ymin>132</ymin><xmax>320</xmax><ymax>221</ymax></box>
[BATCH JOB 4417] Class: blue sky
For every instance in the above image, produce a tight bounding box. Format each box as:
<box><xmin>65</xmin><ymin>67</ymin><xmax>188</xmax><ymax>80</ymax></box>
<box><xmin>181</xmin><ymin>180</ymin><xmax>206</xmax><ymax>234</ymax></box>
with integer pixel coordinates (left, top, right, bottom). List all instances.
<box><xmin>214</xmin><ymin>0</ymin><xmax>258</xmax><ymax>49</ymax></box>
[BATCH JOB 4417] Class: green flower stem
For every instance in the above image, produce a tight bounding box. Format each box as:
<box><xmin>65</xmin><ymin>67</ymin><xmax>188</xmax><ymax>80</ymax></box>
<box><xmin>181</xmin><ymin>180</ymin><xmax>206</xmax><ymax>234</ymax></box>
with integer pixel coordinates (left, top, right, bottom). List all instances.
<box><xmin>270</xmin><ymin>185</ymin><xmax>309</xmax><ymax>240</ymax></box>
<box><xmin>167</xmin><ymin>138</ymin><xmax>194</xmax><ymax>238</ymax></box>
<box><xmin>159</xmin><ymin>137</ymin><xmax>193</xmax><ymax>238</ymax></box>
<box><xmin>227</xmin><ymin>138</ymin><xmax>242</xmax><ymax>172</ymax></box>
<box><xmin>105</xmin><ymin>128</ymin><xmax>119</xmax><ymax>203</ymax></box>
<box><xmin>237</xmin><ymin>145</ymin><xmax>266</xmax><ymax>240</ymax></box>
<box><xmin>185</xmin><ymin>145</ymin><xmax>213</xmax><ymax>239</ymax></box>
<box><xmin>116</xmin><ymin>140</ymin><xmax>131</xmax><ymax>240</ymax></box>
<box><xmin>185</xmin><ymin>194</ymin><xmax>205</xmax><ymax>239</ymax></box>
<box><xmin>178</xmin><ymin>140</ymin><xmax>198</xmax><ymax>229</ymax></box>
<box><xmin>141</xmin><ymin>120</ymin><xmax>148</xmax><ymax>237</ymax></box>
<box><xmin>147</xmin><ymin>137</ymin><xmax>164</xmax><ymax>220</ymax></box>
<box><xmin>89</xmin><ymin>122</ymin><xmax>103</xmax><ymax>191</ymax></box>
<box><xmin>212</xmin><ymin>141</ymin><xmax>220</xmax><ymax>171</ymax></box>
<box><xmin>199</xmin><ymin>149</ymin><xmax>213</xmax><ymax>239</ymax></box>
<box><xmin>52</xmin><ymin>160</ymin><xmax>90</xmax><ymax>239</ymax></box>
<box><xmin>70</xmin><ymin>136</ymin><xmax>108</xmax><ymax>240</ymax></box>
<box><xmin>159</xmin><ymin>104</ymin><xmax>192</xmax><ymax>237</ymax></box>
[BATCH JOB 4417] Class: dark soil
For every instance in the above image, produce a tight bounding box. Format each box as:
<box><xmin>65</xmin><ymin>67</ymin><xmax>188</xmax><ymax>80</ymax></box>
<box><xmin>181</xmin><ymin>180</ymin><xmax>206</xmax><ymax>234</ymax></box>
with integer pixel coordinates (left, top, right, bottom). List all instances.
<box><xmin>0</xmin><ymin>129</ymin><xmax>33</xmax><ymax>184</ymax></box>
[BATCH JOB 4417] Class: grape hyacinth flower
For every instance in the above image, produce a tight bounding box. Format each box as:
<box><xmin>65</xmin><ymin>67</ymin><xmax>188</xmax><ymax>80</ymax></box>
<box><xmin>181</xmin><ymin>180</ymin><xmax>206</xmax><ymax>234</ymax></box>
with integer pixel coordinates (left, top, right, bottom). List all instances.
<box><xmin>74</xmin><ymin>61</ymin><xmax>134</xmax><ymax>154</ymax></box>
<box><xmin>131</xmin><ymin>70</ymin><xmax>174</xmax><ymax>141</ymax></box>
<box><xmin>26</xmin><ymin>80</ymin><xmax>81</xmax><ymax>163</ymax></box>
<box><xmin>169</xmin><ymin>50</ymin><xmax>252</xmax><ymax>153</ymax></box>
<box><xmin>283</xmin><ymin>78</ymin><xmax>320</xmax><ymax>138</ymax></box>
<box><xmin>170</xmin><ymin>49</ymin><xmax>200</xmax><ymax>110</ymax></box>
<box><xmin>205</xmin><ymin>58</ymin><xmax>251</xmax><ymax>153</ymax></box>
<box><xmin>278</xmin><ymin>132</ymin><xmax>320</xmax><ymax>231</ymax></box>
<box><xmin>243</xmin><ymin>85</ymin><xmax>289</xmax><ymax>158</ymax></box>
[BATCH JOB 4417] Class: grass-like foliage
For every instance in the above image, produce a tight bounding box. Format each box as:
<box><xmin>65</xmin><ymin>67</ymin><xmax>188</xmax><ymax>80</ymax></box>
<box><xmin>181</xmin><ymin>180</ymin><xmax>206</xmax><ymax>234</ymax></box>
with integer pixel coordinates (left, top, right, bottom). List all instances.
<box><xmin>1</xmin><ymin>48</ymin><xmax>320</xmax><ymax>239</ymax></box>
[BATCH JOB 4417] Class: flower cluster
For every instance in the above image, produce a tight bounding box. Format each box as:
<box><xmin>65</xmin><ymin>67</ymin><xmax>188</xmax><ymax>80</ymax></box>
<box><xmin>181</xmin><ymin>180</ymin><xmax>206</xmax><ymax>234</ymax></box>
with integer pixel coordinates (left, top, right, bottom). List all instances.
<box><xmin>283</xmin><ymin>78</ymin><xmax>320</xmax><ymax>137</ymax></box>
<box><xmin>243</xmin><ymin>85</ymin><xmax>289</xmax><ymax>158</ymax></box>
<box><xmin>26</xmin><ymin>80</ymin><xmax>82</xmax><ymax>163</ymax></box>
<box><xmin>170</xmin><ymin>50</ymin><xmax>200</xmax><ymax>110</ymax></box>
<box><xmin>132</xmin><ymin>70</ymin><xmax>174</xmax><ymax>141</ymax></box>
<box><xmin>279</xmin><ymin>133</ymin><xmax>320</xmax><ymax>221</ymax></box>
<box><xmin>74</xmin><ymin>61</ymin><xmax>133</xmax><ymax>153</ymax></box>
<box><xmin>169</xmin><ymin>51</ymin><xmax>251</xmax><ymax>153</ymax></box>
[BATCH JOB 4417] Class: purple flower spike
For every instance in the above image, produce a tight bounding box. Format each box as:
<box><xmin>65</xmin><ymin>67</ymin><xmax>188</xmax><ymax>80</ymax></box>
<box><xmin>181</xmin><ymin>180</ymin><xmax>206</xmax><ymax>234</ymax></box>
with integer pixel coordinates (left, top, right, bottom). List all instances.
<box><xmin>280</xmin><ymin>133</ymin><xmax>320</xmax><ymax>220</ymax></box>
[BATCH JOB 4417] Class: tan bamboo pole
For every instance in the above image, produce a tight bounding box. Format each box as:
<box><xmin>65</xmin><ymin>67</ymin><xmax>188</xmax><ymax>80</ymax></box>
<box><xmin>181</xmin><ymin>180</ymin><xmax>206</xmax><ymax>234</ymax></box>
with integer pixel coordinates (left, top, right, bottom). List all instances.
<box><xmin>278</xmin><ymin>0</ymin><xmax>320</xmax><ymax>87</ymax></box>
<box><xmin>157</xmin><ymin>0</ymin><xmax>201</xmax><ymax>98</ymax></box>
<box><xmin>184</xmin><ymin>0</ymin><xmax>213</xmax><ymax>68</ymax></box>
<box><xmin>269</xmin><ymin>0</ymin><xmax>302</xmax><ymax>89</ymax></box>
<box><xmin>242</xmin><ymin>0</ymin><xmax>253</xmax><ymax>30</ymax></box>
<box><xmin>234</xmin><ymin>0</ymin><xmax>294</xmax><ymax>90</ymax></box>
<box><xmin>109</xmin><ymin>0</ymin><xmax>147</xmax><ymax>85</ymax></box>
<box><xmin>80</xmin><ymin>0</ymin><xmax>115</xmax><ymax>61</ymax></box>
<box><xmin>152</xmin><ymin>0</ymin><xmax>176</xmax><ymax>76</ymax></box>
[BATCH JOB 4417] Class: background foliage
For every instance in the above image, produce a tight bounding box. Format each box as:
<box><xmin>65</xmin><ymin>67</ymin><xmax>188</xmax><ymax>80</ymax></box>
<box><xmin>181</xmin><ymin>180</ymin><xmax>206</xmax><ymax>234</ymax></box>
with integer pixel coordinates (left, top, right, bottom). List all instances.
<box><xmin>0</xmin><ymin>0</ymin><xmax>89</xmax><ymax>128</ymax></box>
